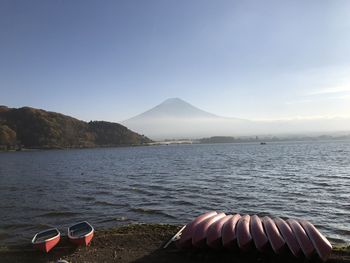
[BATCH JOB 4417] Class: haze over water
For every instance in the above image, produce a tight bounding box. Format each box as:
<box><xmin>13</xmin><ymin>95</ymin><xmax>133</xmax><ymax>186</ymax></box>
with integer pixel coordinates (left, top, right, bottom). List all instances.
<box><xmin>0</xmin><ymin>140</ymin><xmax>349</xmax><ymax>246</ymax></box>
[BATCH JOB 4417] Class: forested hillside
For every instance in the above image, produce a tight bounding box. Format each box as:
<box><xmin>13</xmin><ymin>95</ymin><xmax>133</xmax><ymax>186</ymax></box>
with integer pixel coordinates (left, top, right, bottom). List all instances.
<box><xmin>0</xmin><ymin>106</ymin><xmax>151</xmax><ymax>150</ymax></box>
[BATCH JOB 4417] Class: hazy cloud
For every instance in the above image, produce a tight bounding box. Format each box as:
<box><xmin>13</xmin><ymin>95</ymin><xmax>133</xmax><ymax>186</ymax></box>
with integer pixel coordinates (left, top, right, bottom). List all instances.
<box><xmin>285</xmin><ymin>99</ymin><xmax>313</xmax><ymax>105</ymax></box>
<box><xmin>285</xmin><ymin>84</ymin><xmax>350</xmax><ymax>106</ymax></box>
<box><xmin>330</xmin><ymin>94</ymin><xmax>350</xmax><ymax>100</ymax></box>
<box><xmin>307</xmin><ymin>85</ymin><xmax>350</xmax><ymax>96</ymax></box>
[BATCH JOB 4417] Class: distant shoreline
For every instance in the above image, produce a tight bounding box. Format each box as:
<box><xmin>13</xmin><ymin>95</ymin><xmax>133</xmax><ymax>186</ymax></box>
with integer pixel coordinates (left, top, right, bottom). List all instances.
<box><xmin>149</xmin><ymin>136</ymin><xmax>350</xmax><ymax>146</ymax></box>
<box><xmin>0</xmin><ymin>143</ymin><xmax>150</xmax><ymax>152</ymax></box>
<box><xmin>1</xmin><ymin>137</ymin><xmax>350</xmax><ymax>152</ymax></box>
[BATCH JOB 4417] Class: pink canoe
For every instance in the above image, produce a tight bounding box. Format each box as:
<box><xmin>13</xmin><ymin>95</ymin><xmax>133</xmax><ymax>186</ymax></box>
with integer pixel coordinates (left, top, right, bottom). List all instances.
<box><xmin>287</xmin><ymin>219</ymin><xmax>314</xmax><ymax>258</ymax></box>
<box><xmin>262</xmin><ymin>216</ymin><xmax>285</xmax><ymax>254</ymax></box>
<box><xmin>274</xmin><ymin>217</ymin><xmax>301</xmax><ymax>257</ymax></box>
<box><xmin>299</xmin><ymin>220</ymin><xmax>332</xmax><ymax>262</ymax></box>
<box><xmin>250</xmin><ymin>215</ymin><xmax>269</xmax><ymax>252</ymax></box>
<box><xmin>206</xmin><ymin>215</ymin><xmax>232</xmax><ymax>249</ymax></box>
<box><xmin>175</xmin><ymin>211</ymin><xmax>332</xmax><ymax>260</ymax></box>
<box><xmin>192</xmin><ymin>213</ymin><xmax>226</xmax><ymax>248</ymax></box>
<box><xmin>222</xmin><ymin>214</ymin><xmax>241</xmax><ymax>249</ymax></box>
<box><xmin>177</xmin><ymin>211</ymin><xmax>217</xmax><ymax>248</ymax></box>
<box><xmin>236</xmin><ymin>215</ymin><xmax>253</xmax><ymax>251</ymax></box>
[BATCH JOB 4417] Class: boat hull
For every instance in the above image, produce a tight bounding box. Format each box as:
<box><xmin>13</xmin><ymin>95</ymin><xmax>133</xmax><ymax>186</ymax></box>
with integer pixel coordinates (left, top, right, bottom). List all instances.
<box><xmin>177</xmin><ymin>211</ymin><xmax>217</xmax><ymax>248</ymax></box>
<box><xmin>222</xmin><ymin>214</ymin><xmax>241</xmax><ymax>249</ymax></box>
<box><xmin>32</xmin><ymin>228</ymin><xmax>61</xmax><ymax>253</ymax></box>
<box><xmin>192</xmin><ymin>213</ymin><xmax>226</xmax><ymax>248</ymax></box>
<box><xmin>274</xmin><ymin>217</ymin><xmax>301</xmax><ymax>257</ymax></box>
<box><xmin>250</xmin><ymin>215</ymin><xmax>269</xmax><ymax>252</ymax></box>
<box><xmin>262</xmin><ymin>216</ymin><xmax>285</xmax><ymax>254</ymax></box>
<box><xmin>299</xmin><ymin>220</ymin><xmax>332</xmax><ymax>262</ymax></box>
<box><xmin>172</xmin><ymin>211</ymin><xmax>332</xmax><ymax>260</ymax></box>
<box><xmin>69</xmin><ymin>232</ymin><xmax>94</xmax><ymax>246</ymax></box>
<box><xmin>236</xmin><ymin>215</ymin><xmax>253</xmax><ymax>251</ymax></box>
<box><xmin>287</xmin><ymin>219</ymin><xmax>314</xmax><ymax>258</ymax></box>
<box><xmin>206</xmin><ymin>215</ymin><xmax>232</xmax><ymax>249</ymax></box>
<box><xmin>33</xmin><ymin>236</ymin><xmax>60</xmax><ymax>253</ymax></box>
<box><xmin>68</xmin><ymin>221</ymin><xmax>94</xmax><ymax>246</ymax></box>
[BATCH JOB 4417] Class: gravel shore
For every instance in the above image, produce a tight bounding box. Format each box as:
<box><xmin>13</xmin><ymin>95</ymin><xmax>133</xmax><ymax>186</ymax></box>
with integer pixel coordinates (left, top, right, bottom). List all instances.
<box><xmin>1</xmin><ymin>224</ymin><xmax>349</xmax><ymax>263</ymax></box>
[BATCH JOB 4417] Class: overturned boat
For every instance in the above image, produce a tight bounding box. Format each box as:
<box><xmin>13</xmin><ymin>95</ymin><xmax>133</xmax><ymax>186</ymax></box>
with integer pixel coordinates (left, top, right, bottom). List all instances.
<box><xmin>173</xmin><ymin>211</ymin><xmax>332</xmax><ymax>262</ymax></box>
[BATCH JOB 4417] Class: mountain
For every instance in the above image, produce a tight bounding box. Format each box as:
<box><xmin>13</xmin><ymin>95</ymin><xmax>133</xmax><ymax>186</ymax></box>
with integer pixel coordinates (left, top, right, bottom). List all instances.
<box><xmin>0</xmin><ymin>106</ymin><xmax>151</xmax><ymax>150</ymax></box>
<box><xmin>123</xmin><ymin>98</ymin><xmax>350</xmax><ymax>140</ymax></box>
<box><xmin>126</xmin><ymin>98</ymin><xmax>219</xmax><ymax>120</ymax></box>
<box><xmin>122</xmin><ymin>98</ymin><xmax>253</xmax><ymax>140</ymax></box>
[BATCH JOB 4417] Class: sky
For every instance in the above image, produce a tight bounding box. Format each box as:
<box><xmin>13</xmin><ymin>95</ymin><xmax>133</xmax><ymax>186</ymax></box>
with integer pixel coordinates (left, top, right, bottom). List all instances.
<box><xmin>1</xmin><ymin>0</ymin><xmax>350</xmax><ymax>122</ymax></box>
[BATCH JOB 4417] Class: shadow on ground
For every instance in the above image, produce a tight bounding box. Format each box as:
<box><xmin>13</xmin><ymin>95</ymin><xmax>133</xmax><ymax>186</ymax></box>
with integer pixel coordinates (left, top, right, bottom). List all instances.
<box><xmin>0</xmin><ymin>237</ymin><xmax>77</xmax><ymax>263</ymax></box>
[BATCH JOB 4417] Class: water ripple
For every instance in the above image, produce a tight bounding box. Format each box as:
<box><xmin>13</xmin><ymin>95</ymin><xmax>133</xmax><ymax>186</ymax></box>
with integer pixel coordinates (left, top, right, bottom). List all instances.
<box><xmin>0</xmin><ymin>141</ymin><xmax>350</xmax><ymax>245</ymax></box>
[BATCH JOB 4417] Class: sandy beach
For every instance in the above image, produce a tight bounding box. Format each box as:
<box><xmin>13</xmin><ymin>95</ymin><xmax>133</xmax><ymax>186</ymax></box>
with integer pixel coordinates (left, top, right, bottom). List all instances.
<box><xmin>1</xmin><ymin>224</ymin><xmax>349</xmax><ymax>263</ymax></box>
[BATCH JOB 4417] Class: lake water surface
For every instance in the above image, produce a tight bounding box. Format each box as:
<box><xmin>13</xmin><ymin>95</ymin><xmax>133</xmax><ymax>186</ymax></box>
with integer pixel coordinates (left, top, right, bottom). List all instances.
<box><xmin>0</xmin><ymin>141</ymin><xmax>349</xmax><ymax>245</ymax></box>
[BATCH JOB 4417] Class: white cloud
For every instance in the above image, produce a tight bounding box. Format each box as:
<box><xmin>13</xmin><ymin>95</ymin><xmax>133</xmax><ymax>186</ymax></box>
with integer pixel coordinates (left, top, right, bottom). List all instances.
<box><xmin>286</xmin><ymin>84</ymin><xmax>350</xmax><ymax>105</ymax></box>
<box><xmin>253</xmin><ymin>114</ymin><xmax>350</xmax><ymax>122</ymax></box>
<box><xmin>285</xmin><ymin>99</ymin><xmax>313</xmax><ymax>105</ymax></box>
<box><xmin>307</xmin><ymin>85</ymin><xmax>350</xmax><ymax>95</ymax></box>
<box><xmin>331</xmin><ymin>94</ymin><xmax>350</xmax><ymax>100</ymax></box>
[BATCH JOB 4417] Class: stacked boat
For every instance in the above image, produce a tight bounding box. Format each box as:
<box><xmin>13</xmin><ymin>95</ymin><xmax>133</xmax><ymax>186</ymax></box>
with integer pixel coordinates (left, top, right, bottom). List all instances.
<box><xmin>176</xmin><ymin>211</ymin><xmax>332</xmax><ymax>262</ymax></box>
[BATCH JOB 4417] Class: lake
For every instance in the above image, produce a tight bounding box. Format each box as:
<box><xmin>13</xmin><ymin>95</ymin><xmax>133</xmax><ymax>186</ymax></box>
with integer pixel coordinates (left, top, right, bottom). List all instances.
<box><xmin>0</xmin><ymin>141</ymin><xmax>349</xmax><ymax>246</ymax></box>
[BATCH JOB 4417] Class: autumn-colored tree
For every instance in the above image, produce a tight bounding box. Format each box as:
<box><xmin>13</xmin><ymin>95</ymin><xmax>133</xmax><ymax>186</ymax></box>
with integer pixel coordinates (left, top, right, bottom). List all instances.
<box><xmin>0</xmin><ymin>124</ymin><xmax>17</xmax><ymax>146</ymax></box>
<box><xmin>0</xmin><ymin>106</ymin><xmax>151</xmax><ymax>150</ymax></box>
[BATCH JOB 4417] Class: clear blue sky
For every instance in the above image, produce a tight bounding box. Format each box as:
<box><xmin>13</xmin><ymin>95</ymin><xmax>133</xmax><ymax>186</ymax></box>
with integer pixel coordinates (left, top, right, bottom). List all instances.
<box><xmin>1</xmin><ymin>0</ymin><xmax>350</xmax><ymax>122</ymax></box>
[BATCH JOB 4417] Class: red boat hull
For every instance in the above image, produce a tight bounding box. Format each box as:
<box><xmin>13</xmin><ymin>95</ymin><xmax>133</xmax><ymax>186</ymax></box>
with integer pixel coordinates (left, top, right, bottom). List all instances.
<box><xmin>68</xmin><ymin>221</ymin><xmax>95</xmax><ymax>246</ymax></box>
<box><xmin>33</xmin><ymin>236</ymin><xmax>60</xmax><ymax>253</ymax></box>
<box><xmin>69</xmin><ymin>232</ymin><xmax>94</xmax><ymax>246</ymax></box>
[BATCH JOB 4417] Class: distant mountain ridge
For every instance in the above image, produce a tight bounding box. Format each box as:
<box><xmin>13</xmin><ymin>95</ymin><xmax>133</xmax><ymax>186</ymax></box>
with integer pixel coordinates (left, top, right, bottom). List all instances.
<box><xmin>127</xmin><ymin>98</ymin><xmax>219</xmax><ymax>120</ymax></box>
<box><xmin>122</xmin><ymin>98</ymin><xmax>253</xmax><ymax>140</ymax></box>
<box><xmin>0</xmin><ymin>106</ymin><xmax>151</xmax><ymax>150</ymax></box>
<box><xmin>123</xmin><ymin>98</ymin><xmax>350</xmax><ymax>140</ymax></box>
